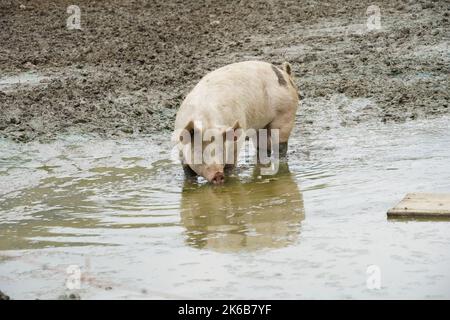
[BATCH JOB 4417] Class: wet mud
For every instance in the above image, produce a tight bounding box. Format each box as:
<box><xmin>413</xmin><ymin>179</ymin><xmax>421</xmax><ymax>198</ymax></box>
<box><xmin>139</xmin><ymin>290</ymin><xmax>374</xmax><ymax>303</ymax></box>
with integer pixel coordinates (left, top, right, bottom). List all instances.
<box><xmin>0</xmin><ymin>0</ymin><xmax>449</xmax><ymax>142</ymax></box>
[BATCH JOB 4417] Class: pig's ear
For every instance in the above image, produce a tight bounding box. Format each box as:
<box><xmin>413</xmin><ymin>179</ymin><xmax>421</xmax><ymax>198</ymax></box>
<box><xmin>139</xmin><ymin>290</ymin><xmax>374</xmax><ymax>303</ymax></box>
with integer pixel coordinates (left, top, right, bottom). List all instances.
<box><xmin>179</xmin><ymin>120</ymin><xmax>195</xmax><ymax>144</ymax></box>
<box><xmin>282</xmin><ymin>62</ymin><xmax>292</xmax><ymax>76</ymax></box>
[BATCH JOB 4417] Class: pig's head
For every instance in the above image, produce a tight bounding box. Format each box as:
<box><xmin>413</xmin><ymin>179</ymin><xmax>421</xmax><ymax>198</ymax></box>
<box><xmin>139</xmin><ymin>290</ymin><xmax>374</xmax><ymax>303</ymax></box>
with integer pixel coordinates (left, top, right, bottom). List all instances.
<box><xmin>174</xmin><ymin>120</ymin><xmax>241</xmax><ymax>184</ymax></box>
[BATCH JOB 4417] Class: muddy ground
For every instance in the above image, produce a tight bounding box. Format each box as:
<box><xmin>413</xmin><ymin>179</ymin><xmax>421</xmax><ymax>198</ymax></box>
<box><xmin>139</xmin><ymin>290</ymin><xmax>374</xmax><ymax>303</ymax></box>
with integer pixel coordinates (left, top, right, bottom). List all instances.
<box><xmin>0</xmin><ymin>0</ymin><xmax>448</xmax><ymax>142</ymax></box>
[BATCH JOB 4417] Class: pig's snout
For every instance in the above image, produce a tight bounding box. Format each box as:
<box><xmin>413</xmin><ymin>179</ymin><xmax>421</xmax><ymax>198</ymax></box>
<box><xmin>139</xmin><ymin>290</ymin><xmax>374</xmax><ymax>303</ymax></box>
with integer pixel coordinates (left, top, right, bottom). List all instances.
<box><xmin>211</xmin><ymin>172</ymin><xmax>225</xmax><ymax>185</ymax></box>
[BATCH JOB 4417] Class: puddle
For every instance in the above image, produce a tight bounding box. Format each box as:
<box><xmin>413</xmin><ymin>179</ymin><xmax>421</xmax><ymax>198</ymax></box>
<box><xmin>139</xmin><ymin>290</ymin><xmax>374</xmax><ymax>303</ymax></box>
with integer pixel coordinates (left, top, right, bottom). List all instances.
<box><xmin>0</xmin><ymin>99</ymin><xmax>450</xmax><ymax>299</ymax></box>
<box><xmin>0</xmin><ymin>72</ymin><xmax>51</xmax><ymax>92</ymax></box>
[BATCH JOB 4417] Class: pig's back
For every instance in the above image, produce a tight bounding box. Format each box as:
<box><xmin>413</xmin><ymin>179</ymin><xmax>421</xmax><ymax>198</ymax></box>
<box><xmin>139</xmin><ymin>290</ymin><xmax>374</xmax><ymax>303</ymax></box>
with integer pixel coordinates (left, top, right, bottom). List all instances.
<box><xmin>178</xmin><ymin>61</ymin><xmax>295</xmax><ymax>130</ymax></box>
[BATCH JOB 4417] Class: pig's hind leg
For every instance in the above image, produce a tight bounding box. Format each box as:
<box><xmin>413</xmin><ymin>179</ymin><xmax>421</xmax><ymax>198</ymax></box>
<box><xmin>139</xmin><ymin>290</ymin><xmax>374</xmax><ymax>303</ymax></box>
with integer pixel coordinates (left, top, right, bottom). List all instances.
<box><xmin>267</xmin><ymin>113</ymin><xmax>295</xmax><ymax>158</ymax></box>
<box><xmin>224</xmin><ymin>164</ymin><xmax>236</xmax><ymax>175</ymax></box>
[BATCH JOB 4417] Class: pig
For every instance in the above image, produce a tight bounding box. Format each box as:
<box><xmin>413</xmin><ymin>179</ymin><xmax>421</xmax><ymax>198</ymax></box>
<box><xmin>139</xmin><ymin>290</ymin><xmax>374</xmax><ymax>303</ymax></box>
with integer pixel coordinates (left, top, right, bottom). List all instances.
<box><xmin>173</xmin><ymin>60</ymin><xmax>299</xmax><ymax>184</ymax></box>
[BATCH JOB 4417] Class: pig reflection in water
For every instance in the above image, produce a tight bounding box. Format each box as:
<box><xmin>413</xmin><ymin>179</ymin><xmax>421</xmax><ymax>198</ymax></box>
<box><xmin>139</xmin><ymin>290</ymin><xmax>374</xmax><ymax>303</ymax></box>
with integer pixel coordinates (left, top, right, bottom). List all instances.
<box><xmin>180</xmin><ymin>164</ymin><xmax>304</xmax><ymax>252</ymax></box>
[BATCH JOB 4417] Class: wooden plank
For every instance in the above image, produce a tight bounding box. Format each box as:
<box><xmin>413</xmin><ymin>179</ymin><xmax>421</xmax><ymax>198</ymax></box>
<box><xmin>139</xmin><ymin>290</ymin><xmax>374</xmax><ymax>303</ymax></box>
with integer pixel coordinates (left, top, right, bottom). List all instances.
<box><xmin>387</xmin><ymin>193</ymin><xmax>450</xmax><ymax>218</ymax></box>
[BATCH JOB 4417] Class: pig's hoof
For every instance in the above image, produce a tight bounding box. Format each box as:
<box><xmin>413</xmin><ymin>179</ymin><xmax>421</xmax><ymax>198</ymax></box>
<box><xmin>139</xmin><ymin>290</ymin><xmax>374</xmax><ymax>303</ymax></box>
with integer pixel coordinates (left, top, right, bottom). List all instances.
<box><xmin>211</xmin><ymin>172</ymin><xmax>225</xmax><ymax>185</ymax></box>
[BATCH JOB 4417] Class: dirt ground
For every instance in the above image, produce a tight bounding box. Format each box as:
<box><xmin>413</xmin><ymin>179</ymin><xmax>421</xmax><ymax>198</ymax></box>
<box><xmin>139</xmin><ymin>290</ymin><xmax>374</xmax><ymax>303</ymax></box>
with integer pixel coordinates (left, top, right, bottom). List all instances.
<box><xmin>0</xmin><ymin>0</ymin><xmax>448</xmax><ymax>142</ymax></box>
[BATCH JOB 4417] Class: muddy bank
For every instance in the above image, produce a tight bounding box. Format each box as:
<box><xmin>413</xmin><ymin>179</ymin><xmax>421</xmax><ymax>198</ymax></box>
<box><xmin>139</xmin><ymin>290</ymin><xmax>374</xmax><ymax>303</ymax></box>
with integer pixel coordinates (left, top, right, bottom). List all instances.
<box><xmin>0</xmin><ymin>290</ymin><xmax>10</xmax><ymax>300</ymax></box>
<box><xmin>0</xmin><ymin>0</ymin><xmax>449</xmax><ymax>142</ymax></box>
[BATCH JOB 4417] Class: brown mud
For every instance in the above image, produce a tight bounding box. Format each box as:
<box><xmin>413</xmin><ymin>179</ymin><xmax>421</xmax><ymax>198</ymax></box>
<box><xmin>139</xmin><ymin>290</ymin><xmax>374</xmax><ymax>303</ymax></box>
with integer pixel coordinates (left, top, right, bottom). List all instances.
<box><xmin>0</xmin><ymin>0</ymin><xmax>448</xmax><ymax>142</ymax></box>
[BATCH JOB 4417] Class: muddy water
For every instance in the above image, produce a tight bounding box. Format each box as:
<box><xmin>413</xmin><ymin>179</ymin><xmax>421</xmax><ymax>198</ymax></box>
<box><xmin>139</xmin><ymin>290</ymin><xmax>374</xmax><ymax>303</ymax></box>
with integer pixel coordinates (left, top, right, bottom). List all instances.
<box><xmin>1</xmin><ymin>103</ymin><xmax>450</xmax><ymax>299</ymax></box>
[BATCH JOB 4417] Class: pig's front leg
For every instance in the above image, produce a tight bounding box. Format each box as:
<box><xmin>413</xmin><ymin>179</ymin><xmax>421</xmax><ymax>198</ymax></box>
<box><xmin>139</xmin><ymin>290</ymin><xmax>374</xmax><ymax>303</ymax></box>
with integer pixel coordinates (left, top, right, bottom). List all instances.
<box><xmin>256</xmin><ymin>127</ymin><xmax>272</xmax><ymax>161</ymax></box>
<box><xmin>224</xmin><ymin>140</ymin><xmax>240</xmax><ymax>173</ymax></box>
<box><xmin>182</xmin><ymin>164</ymin><xmax>197</xmax><ymax>177</ymax></box>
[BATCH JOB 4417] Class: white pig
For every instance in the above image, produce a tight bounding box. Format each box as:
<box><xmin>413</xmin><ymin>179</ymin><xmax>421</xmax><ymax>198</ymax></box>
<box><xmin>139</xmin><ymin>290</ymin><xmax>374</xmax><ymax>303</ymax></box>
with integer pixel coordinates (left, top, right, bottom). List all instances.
<box><xmin>173</xmin><ymin>60</ymin><xmax>299</xmax><ymax>184</ymax></box>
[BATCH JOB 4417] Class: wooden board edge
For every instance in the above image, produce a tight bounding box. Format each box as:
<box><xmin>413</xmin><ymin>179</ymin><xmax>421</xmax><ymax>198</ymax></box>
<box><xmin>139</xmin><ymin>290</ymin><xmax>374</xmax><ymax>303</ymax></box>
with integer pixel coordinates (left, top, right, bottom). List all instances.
<box><xmin>387</xmin><ymin>209</ymin><xmax>450</xmax><ymax>218</ymax></box>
